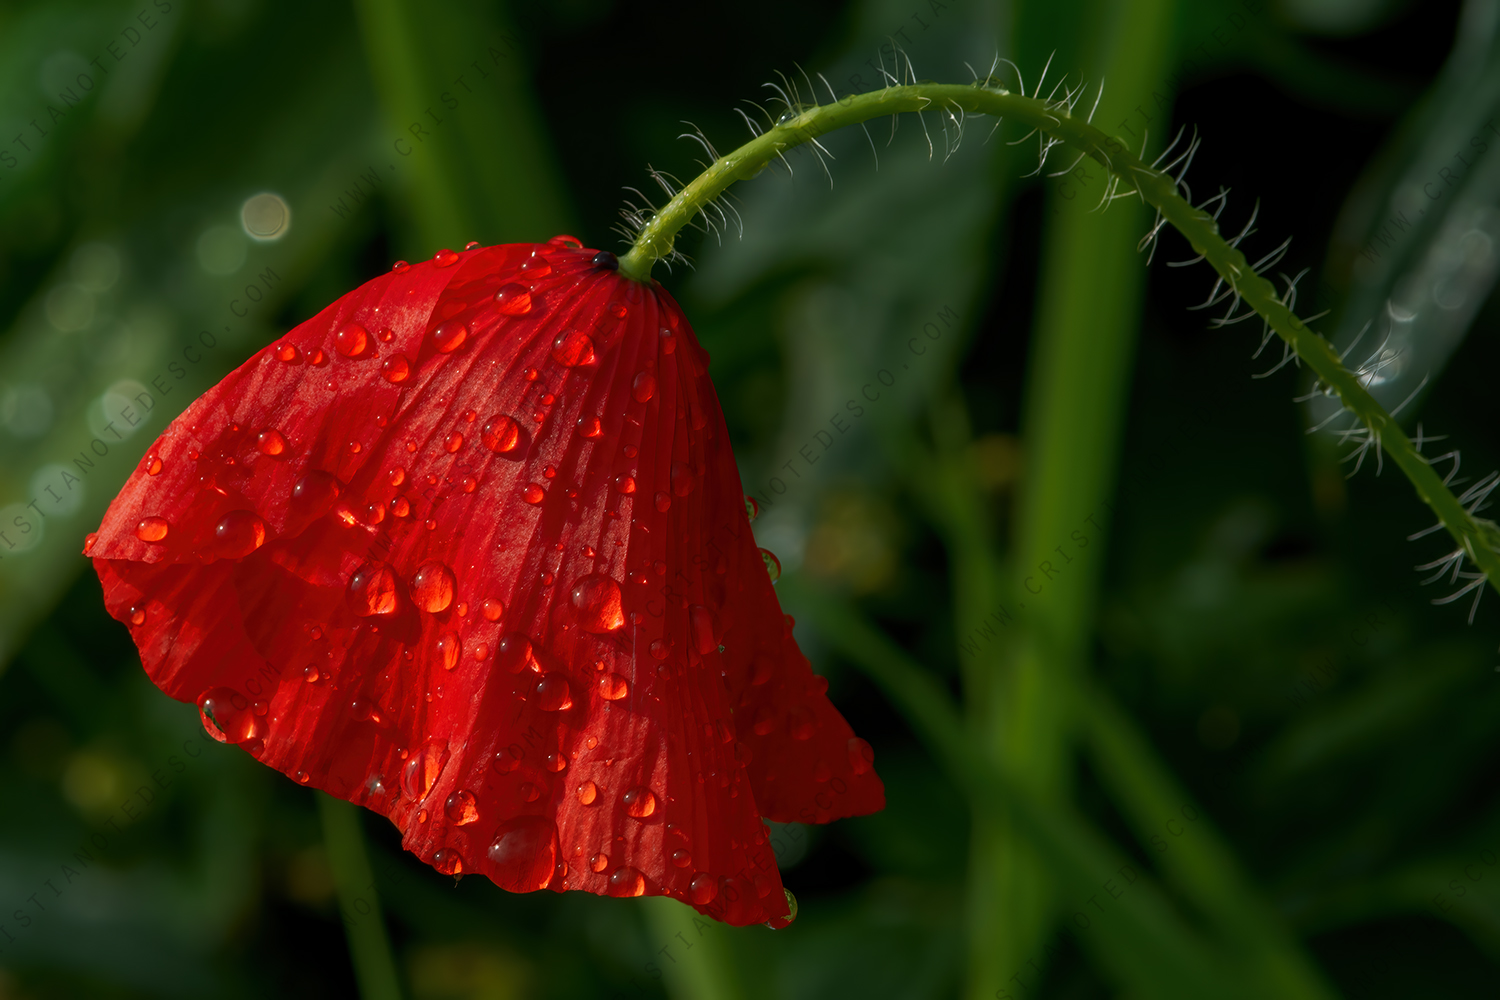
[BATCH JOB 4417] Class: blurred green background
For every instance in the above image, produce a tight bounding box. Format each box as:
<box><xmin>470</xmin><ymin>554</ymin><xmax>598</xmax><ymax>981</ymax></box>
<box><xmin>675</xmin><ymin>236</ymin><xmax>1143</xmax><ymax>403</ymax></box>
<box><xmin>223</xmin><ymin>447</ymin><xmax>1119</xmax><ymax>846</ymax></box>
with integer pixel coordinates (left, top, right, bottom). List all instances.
<box><xmin>3</xmin><ymin>0</ymin><xmax>1500</xmax><ymax>996</ymax></box>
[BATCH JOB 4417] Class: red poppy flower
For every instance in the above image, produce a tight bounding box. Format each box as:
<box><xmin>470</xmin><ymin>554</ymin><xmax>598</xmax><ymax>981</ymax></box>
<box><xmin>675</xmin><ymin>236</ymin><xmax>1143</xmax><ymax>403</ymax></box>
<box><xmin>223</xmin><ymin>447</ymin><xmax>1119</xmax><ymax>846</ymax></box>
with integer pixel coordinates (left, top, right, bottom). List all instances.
<box><xmin>85</xmin><ymin>237</ymin><xmax>884</xmax><ymax>926</ymax></box>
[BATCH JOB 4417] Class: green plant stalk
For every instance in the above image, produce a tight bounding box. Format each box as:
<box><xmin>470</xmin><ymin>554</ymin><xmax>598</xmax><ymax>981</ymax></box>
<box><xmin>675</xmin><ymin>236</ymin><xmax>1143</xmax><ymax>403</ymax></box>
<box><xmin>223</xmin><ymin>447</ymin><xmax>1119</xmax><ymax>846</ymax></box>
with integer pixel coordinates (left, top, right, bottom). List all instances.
<box><xmin>319</xmin><ymin>793</ymin><xmax>405</xmax><ymax>1000</ymax></box>
<box><xmin>620</xmin><ymin>82</ymin><xmax>1500</xmax><ymax>594</ymax></box>
<box><xmin>1080</xmin><ymin>687</ymin><xmax>1338</xmax><ymax>998</ymax></box>
<box><xmin>640</xmin><ymin>895</ymin><xmax>747</xmax><ymax>1000</ymax></box>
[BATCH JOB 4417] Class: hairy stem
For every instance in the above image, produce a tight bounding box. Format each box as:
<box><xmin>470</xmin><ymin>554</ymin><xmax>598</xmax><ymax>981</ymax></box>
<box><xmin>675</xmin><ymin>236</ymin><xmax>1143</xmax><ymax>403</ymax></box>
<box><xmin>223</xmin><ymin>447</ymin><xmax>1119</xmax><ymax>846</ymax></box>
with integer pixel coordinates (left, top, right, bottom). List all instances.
<box><xmin>621</xmin><ymin>81</ymin><xmax>1500</xmax><ymax>596</ymax></box>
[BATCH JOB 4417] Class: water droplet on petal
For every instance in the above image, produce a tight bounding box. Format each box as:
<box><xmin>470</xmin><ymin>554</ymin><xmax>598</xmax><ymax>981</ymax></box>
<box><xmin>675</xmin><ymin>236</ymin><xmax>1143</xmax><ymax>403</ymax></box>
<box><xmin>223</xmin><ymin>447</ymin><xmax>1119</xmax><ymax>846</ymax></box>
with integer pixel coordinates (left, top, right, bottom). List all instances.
<box><xmin>577</xmin><ymin>780</ymin><xmax>598</xmax><ymax>805</ymax></box>
<box><xmin>551</xmin><ymin>329</ymin><xmax>595</xmax><ymax>367</ymax></box>
<box><xmin>590</xmin><ymin>852</ymin><xmax>609</xmax><ymax>873</ymax></box>
<box><xmin>347</xmin><ymin>562</ymin><xmax>400</xmax><ymax>616</ymax></box>
<box><xmin>760</xmin><ymin>548</ymin><xmax>782</xmax><ymax>583</ymax></box>
<box><xmin>598</xmin><ymin>673</ymin><xmax>629</xmax><ymax>700</ymax></box>
<box><xmin>432</xmin><ymin>848</ymin><xmax>464</xmax><ymax>875</ymax></box>
<box><xmin>445</xmin><ymin>789</ymin><xmax>479</xmax><ymax>825</ymax></box>
<box><xmin>534</xmin><ymin>674</ymin><xmax>573</xmax><ymax>711</ymax></box>
<box><xmin>849</xmin><ymin>737</ymin><xmax>875</xmax><ymax>775</ymax></box>
<box><xmin>494</xmin><ymin>283</ymin><xmax>533</xmax><ymax>315</ymax></box>
<box><xmin>615</xmin><ymin>475</ymin><xmax>635</xmax><ymax>494</ymax></box>
<box><xmin>632</xmin><ymin>372</ymin><xmax>656</xmax><ymax>402</ymax></box>
<box><xmin>291</xmin><ymin>471</ymin><xmax>343</xmax><ymax>519</ymax></box>
<box><xmin>257</xmin><ymin>430</ymin><xmax>287</xmax><ymax>456</ymax></box>
<box><xmin>335</xmin><ymin>322</ymin><xmax>369</xmax><ymax>358</ymax></box>
<box><xmin>488</xmin><ymin>817</ymin><xmax>559</xmax><ymax>893</ymax></box>
<box><xmin>576</xmin><ymin>416</ymin><xmax>602</xmax><ymax>439</ymax></box>
<box><xmin>436</xmin><ymin>632</ymin><xmax>462</xmax><ymax>670</ymax></box>
<box><xmin>278</xmin><ymin>343</ymin><xmax>302</xmax><ymax>363</ymax></box>
<box><xmin>145</xmin><ymin>454</ymin><xmax>164</xmax><ymax>475</ymax></box>
<box><xmin>523</xmin><ymin>483</ymin><xmax>545</xmax><ymax>504</ymax></box>
<box><xmin>671</xmin><ymin>462</ymin><xmax>696</xmax><ymax>497</ymax></box>
<box><xmin>391</xmin><ymin>260</ymin><xmax>411</xmax><ymax>273</ymax></box>
<box><xmin>745</xmin><ymin>496</ymin><xmax>759</xmax><ymax>521</ymax></box>
<box><xmin>689</xmin><ymin>873</ymin><xmax>717</xmax><ymax>904</ymax></box>
<box><xmin>608</xmin><ymin>866</ymin><xmax>646</xmax><ymax>897</ymax></box>
<box><xmin>135</xmin><ymin>516</ymin><xmax>169</xmax><ymax>542</ymax></box>
<box><xmin>623</xmin><ymin>787</ymin><xmax>656</xmax><ymax>818</ymax></box>
<box><xmin>497</xmin><ymin>634</ymin><xmax>539</xmax><ymax>673</ymax></box>
<box><xmin>213</xmin><ymin>510</ymin><xmax>267</xmax><ymax>558</ymax></box>
<box><xmin>432</xmin><ymin>320</ymin><xmax>468</xmax><ymax>354</ymax></box>
<box><xmin>649</xmin><ymin>639</ymin><xmax>670</xmax><ymax>661</ymax></box>
<box><xmin>491</xmin><ymin>748</ymin><xmax>521</xmax><ymax>774</ymax></box>
<box><xmin>382</xmin><ymin>354</ymin><xmax>411</xmax><ymax>383</ymax></box>
<box><xmin>128</xmin><ymin>605</ymin><xmax>146</xmax><ymax>625</ymax></box>
<box><xmin>521</xmin><ymin>256</ymin><xmax>552</xmax><ymax>277</ymax></box>
<box><xmin>609</xmin><ymin>302</ymin><xmax>628</xmax><ymax>320</ymax></box>
<box><xmin>388</xmin><ymin>467</ymin><xmax>407</xmax><ymax>487</ymax></box>
<box><xmin>689</xmin><ymin>605</ymin><xmax>721</xmax><ymax>655</ymax></box>
<box><xmin>654</xmin><ymin>491</ymin><xmax>671</xmax><ymax>513</ymax></box>
<box><xmin>433</xmin><ymin>248</ymin><xmax>459</xmax><ymax>266</ymax></box>
<box><xmin>197</xmin><ymin>687</ymin><xmax>263</xmax><ymax>744</ymax></box>
<box><xmin>295</xmin><ymin>770</ymin><xmax>311</xmax><ymax>784</ymax></box>
<box><xmin>544</xmin><ymin>752</ymin><xmax>568</xmax><ymax>772</ymax></box>
<box><xmin>481</xmin><ymin>598</ymin><xmax>504</xmax><ymax>622</ymax></box>
<box><xmin>402</xmin><ymin>739</ymin><xmax>450</xmax><ymax>800</ymax></box>
<box><xmin>548</xmin><ymin>234</ymin><xmax>583</xmax><ymax>249</ymax></box>
<box><xmin>570</xmin><ymin>575</ymin><xmax>624</xmax><ymax>633</ymax></box>
<box><xmin>445</xmin><ymin>431</ymin><xmax>465</xmax><ymax>453</ymax></box>
<box><xmin>310</xmin><ymin>348</ymin><xmax>327</xmax><ymax>366</ymax></box>
<box><xmin>480</xmin><ymin>414</ymin><xmax>521</xmax><ymax>454</ymax></box>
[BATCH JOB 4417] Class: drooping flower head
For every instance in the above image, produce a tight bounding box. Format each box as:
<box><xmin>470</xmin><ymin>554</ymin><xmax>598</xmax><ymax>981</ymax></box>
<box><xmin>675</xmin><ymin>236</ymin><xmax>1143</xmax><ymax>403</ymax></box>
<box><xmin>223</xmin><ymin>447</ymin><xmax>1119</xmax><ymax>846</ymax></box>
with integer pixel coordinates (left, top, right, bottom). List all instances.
<box><xmin>86</xmin><ymin>238</ymin><xmax>883</xmax><ymax>926</ymax></box>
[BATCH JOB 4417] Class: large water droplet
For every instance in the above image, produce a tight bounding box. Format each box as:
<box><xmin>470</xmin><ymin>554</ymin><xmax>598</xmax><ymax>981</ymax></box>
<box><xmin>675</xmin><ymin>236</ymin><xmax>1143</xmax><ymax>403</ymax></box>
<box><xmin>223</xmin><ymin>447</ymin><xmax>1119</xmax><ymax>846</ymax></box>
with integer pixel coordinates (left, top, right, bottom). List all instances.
<box><xmin>410</xmin><ymin>561</ymin><xmax>456</xmax><ymax>613</ymax></box>
<box><xmin>497</xmin><ymin>634</ymin><xmax>539</xmax><ymax>673</ymax></box>
<box><xmin>522</xmin><ymin>483</ymin><xmax>545</xmax><ymax>505</ymax></box>
<box><xmin>213</xmin><ymin>510</ymin><xmax>266</xmax><ymax>558</ymax></box>
<box><xmin>402</xmin><ymin>739</ymin><xmax>450</xmax><ymax>800</ymax></box>
<box><xmin>382</xmin><ymin>355</ymin><xmax>411</xmax><ymax>384</ymax></box>
<box><xmin>615</xmin><ymin>475</ymin><xmax>636</xmax><ymax>495</ymax></box>
<box><xmin>432</xmin><ymin>320</ymin><xmax>468</xmax><ymax>354</ymax></box>
<box><xmin>520</xmin><ymin>256</ymin><xmax>552</xmax><ymax>277</ymax></box>
<box><xmin>487</xmin><ymin>816</ymin><xmax>559</xmax><ymax>893</ymax></box>
<box><xmin>391</xmin><ymin>260</ymin><xmax>411</xmax><ymax>273</ymax></box>
<box><xmin>481</xmin><ymin>414</ymin><xmax>520</xmax><ymax>453</ymax></box>
<box><xmin>632</xmin><ymin>372</ymin><xmax>656</xmax><ymax>402</ymax></box>
<box><xmin>607</xmin><ymin>866</ymin><xmax>646</xmax><ymax>897</ymax></box>
<box><xmin>198</xmin><ymin>687</ymin><xmax>263</xmax><ymax>744</ymax></box>
<box><xmin>335</xmin><ymin>322</ymin><xmax>369</xmax><ymax>358</ymax></box>
<box><xmin>445</xmin><ymin>789</ymin><xmax>479</xmax><ymax>825</ymax></box>
<box><xmin>551</xmin><ymin>329</ymin><xmax>595</xmax><ymax>367</ymax></box>
<box><xmin>278</xmin><ymin>343</ymin><xmax>302</xmax><ymax>364</ymax></box>
<box><xmin>590</xmin><ymin>852</ymin><xmax>609</xmax><ymax>873</ymax></box>
<box><xmin>145</xmin><ymin>454</ymin><xmax>164</xmax><ymax>476</ymax></box>
<box><xmin>570</xmin><ymin>575</ymin><xmax>624</xmax><ymax>633</ymax></box>
<box><xmin>257</xmin><ymin>430</ymin><xmax>287</xmax><ymax>456</ymax></box>
<box><xmin>534</xmin><ymin>674</ymin><xmax>573</xmax><ymax>711</ymax></box>
<box><xmin>547</xmin><ymin>234</ymin><xmax>583</xmax><ymax>249</ymax></box>
<box><xmin>492</xmin><ymin>747</ymin><xmax>522</xmax><ymax>774</ymax></box>
<box><xmin>433</xmin><ymin>248</ymin><xmax>459</xmax><ymax>267</ymax></box>
<box><xmin>347</xmin><ymin>562</ymin><xmax>400</xmax><ymax>616</ymax></box>
<box><xmin>689</xmin><ymin>605</ymin><xmax>721</xmax><ymax>655</ymax></box>
<box><xmin>759</xmin><ymin>548</ymin><xmax>782</xmax><ymax>583</ymax></box>
<box><xmin>577</xmin><ymin>780</ymin><xmax>598</xmax><ymax>805</ymax></box>
<box><xmin>436</xmin><ymin>632</ymin><xmax>462</xmax><ymax>671</ymax></box>
<box><xmin>481</xmin><ymin>598</ymin><xmax>504</xmax><ymax>622</ymax></box>
<box><xmin>444</xmin><ymin>431</ymin><xmax>465</xmax><ymax>454</ymax></box>
<box><xmin>494</xmin><ymin>283</ymin><xmax>532</xmax><ymax>315</ymax></box>
<box><xmin>654</xmin><ymin>492</ymin><xmax>671</xmax><ymax>513</ymax></box>
<box><xmin>622</xmin><ymin>787</ymin><xmax>656</xmax><ymax>818</ymax></box>
<box><xmin>432</xmin><ymin>848</ymin><xmax>464</xmax><ymax>876</ymax></box>
<box><xmin>576</xmin><ymin>415</ymin><xmax>602</xmax><ymax>439</ymax></box>
<box><xmin>135</xmin><ymin>516</ymin><xmax>169</xmax><ymax>542</ymax></box>
<box><xmin>598</xmin><ymin>673</ymin><xmax>629</xmax><ymax>700</ymax></box>
<box><xmin>291</xmin><ymin>471</ymin><xmax>342</xmax><ymax>519</ymax></box>
<box><xmin>689</xmin><ymin>873</ymin><xmax>717</xmax><ymax>904</ymax></box>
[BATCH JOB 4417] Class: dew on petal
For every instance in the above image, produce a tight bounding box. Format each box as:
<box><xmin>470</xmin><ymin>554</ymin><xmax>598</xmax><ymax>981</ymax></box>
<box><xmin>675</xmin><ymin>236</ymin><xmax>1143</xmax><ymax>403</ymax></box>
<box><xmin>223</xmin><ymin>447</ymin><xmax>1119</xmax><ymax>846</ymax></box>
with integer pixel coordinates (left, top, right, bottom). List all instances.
<box><xmin>598</xmin><ymin>673</ymin><xmax>629</xmax><ymax>700</ymax></box>
<box><xmin>145</xmin><ymin>454</ymin><xmax>164</xmax><ymax>476</ymax></box>
<box><xmin>310</xmin><ymin>348</ymin><xmax>327</xmax><ymax>366</ymax></box>
<box><xmin>291</xmin><ymin>471</ymin><xmax>342</xmax><ymax>519</ymax></box>
<box><xmin>401</xmin><ymin>739</ymin><xmax>450</xmax><ymax>800</ymax></box>
<box><xmin>589</xmin><ymin>852</ymin><xmax>609</xmax><ymax>873</ymax></box>
<box><xmin>609</xmin><ymin>302</ymin><xmax>628</xmax><ymax>320</ymax></box>
<box><xmin>472</xmin><ymin>642</ymin><xmax>489</xmax><ymax>661</ymax></box>
<box><xmin>213</xmin><ymin>511</ymin><xmax>266</xmax><ymax>558</ymax></box>
<box><xmin>519</xmin><ymin>782</ymin><xmax>541</xmax><ymax>802</ymax></box>
<box><xmin>335</xmin><ymin>322</ymin><xmax>369</xmax><ymax>358</ymax></box>
<box><xmin>521</xmin><ymin>256</ymin><xmax>552</xmax><ymax>277</ymax></box>
<box><xmin>523</xmin><ymin>367</ymin><xmax>539</xmax><ymax>381</ymax></box>
<box><xmin>135</xmin><ymin>516</ymin><xmax>169</xmax><ymax>543</ymax></box>
<box><xmin>849</xmin><ymin>737</ymin><xmax>875</xmax><ymax>775</ymax></box>
<box><xmin>488</xmin><ymin>816</ymin><xmax>559</xmax><ymax>893</ymax></box>
<box><xmin>551</xmin><ymin>329</ymin><xmax>595</xmax><ymax>367</ymax></box>
<box><xmin>382</xmin><ymin>355</ymin><xmax>412</xmax><ymax>384</ymax></box>
<box><xmin>615</xmin><ymin>475</ymin><xmax>635</xmax><ymax>495</ymax></box>
<box><xmin>632</xmin><ymin>372</ymin><xmax>656</xmax><ymax>402</ymax></box>
<box><xmin>622</xmin><ymin>787</ymin><xmax>656</xmax><ymax>818</ymax></box>
<box><xmin>649</xmin><ymin>639</ymin><xmax>670</xmax><ymax>661</ymax></box>
<box><xmin>432</xmin><ymin>320</ymin><xmax>468</xmax><ymax>354</ymax></box>
<box><xmin>534</xmin><ymin>674</ymin><xmax>573</xmax><ymax>711</ymax></box>
<box><xmin>494</xmin><ymin>283</ymin><xmax>533</xmax><ymax>315</ymax></box>
<box><xmin>522</xmin><ymin>483</ymin><xmax>545</xmax><ymax>505</ymax></box>
<box><xmin>197</xmin><ymin>687</ymin><xmax>263</xmax><ymax>744</ymax></box>
<box><xmin>491</xmin><ymin>747</ymin><xmax>522</xmax><ymax>774</ymax></box>
<box><xmin>251</xmin><ymin>430</ymin><xmax>287</xmax><ymax>457</ymax></box>
<box><xmin>390</xmin><ymin>495</ymin><xmax>411</xmax><ymax>519</ymax></box>
<box><xmin>444</xmin><ymin>432</ymin><xmax>465</xmax><ymax>454</ymax></box>
<box><xmin>544</xmin><ymin>752</ymin><xmax>568</xmax><ymax>772</ymax></box>
<box><xmin>497</xmin><ymin>634</ymin><xmax>539</xmax><ymax>673</ymax></box>
<box><xmin>689</xmin><ymin>605</ymin><xmax>721</xmax><ymax>655</ymax></box>
<box><xmin>347</xmin><ymin>562</ymin><xmax>400</xmax><ymax>616</ymax></box>
<box><xmin>745</xmin><ymin>496</ymin><xmax>759</xmax><ymax>522</ymax></box>
<box><xmin>436</xmin><ymin>632</ymin><xmax>462</xmax><ymax>671</ymax></box>
<box><xmin>654</xmin><ymin>491</ymin><xmax>671</xmax><ymax>513</ymax></box>
<box><xmin>481</xmin><ymin>415</ymin><xmax>521</xmax><ymax>453</ymax></box>
<box><xmin>671</xmin><ymin>849</ymin><xmax>692</xmax><ymax>869</ymax></box>
<box><xmin>570</xmin><ymin>574</ymin><xmax>624</xmax><ymax>633</ymax></box>
<box><xmin>391</xmin><ymin>260</ymin><xmax>411</xmax><ymax>273</ymax></box>
<box><xmin>760</xmin><ymin>548</ymin><xmax>782</xmax><ymax>583</ymax></box>
<box><xmin>689</xmin><ymin>873</ymin><xmax>717</xmax><ymax>904</ymax></box>
<box><xmin>445</xmin><ymin>789</ymin><xmax>479</xmax><ymax>825</ymax></box>
<box><xmin>576</xmin><ymin>780</ymin><xmax>598</xmax><ymax>805</ymax></box>
<box><xmin>432</xmin><ymin>848</ymin><xmax>464</xmax><ymax>876</ymax></box>
<box><xmin>659</xmin><ymin>326</ymin><xmax>676</xmax><ymax>354</ymax></box>
<box><xmin>377</xmin><ymin>327</ymin><xmax>394</xmax><ymax>343</ymax></box>
<box><xmin>607</xmin><ymin>866</ymin><xmax>646</xmax><ymax>897</ymax></box>
<box><xmin>128</xmin><ymin>605</ymin><xmax>146</xmax><ymax>625</ymax></box>
<box><xmin>671</xmin><ymin>461</ymin><xmax>696</xmax><ymax>497</ymax></box>
<box><xmin>548</xmin><ymin>234</ymin><xmax>583</xmax><ymax>249</ymax></box>
<box><xmin>278</xmin><ymin>343</ymin><xmax>302</xmax><ymax>363</ymax></box>
<box><xmin>433</xmin><ymin>248</ymin><xmax>459</xmax><ymax>266</ymax></box>
<box><xmin>576</xmin><ymin>415</ymin><xmax>602</xmax><ymax>439</ymax></box>
<box><xmin>481</xmin><ymin>598</ymin><xmax>504</xmax><ymax>622</ymax></box>
<box><xmin>83</xmin><ymin>532</ymin><xmax>98</xmax><ymax>554</ymax></box>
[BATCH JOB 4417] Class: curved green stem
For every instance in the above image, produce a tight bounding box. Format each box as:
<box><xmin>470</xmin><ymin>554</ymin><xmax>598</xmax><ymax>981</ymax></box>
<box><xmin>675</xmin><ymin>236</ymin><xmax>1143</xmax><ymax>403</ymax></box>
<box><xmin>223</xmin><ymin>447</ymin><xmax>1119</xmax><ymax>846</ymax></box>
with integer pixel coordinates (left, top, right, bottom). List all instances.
<box><xmin>622</xmin><ymin>81</ymin><xmax>1500</xmax><ymax>595</ymax></box>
